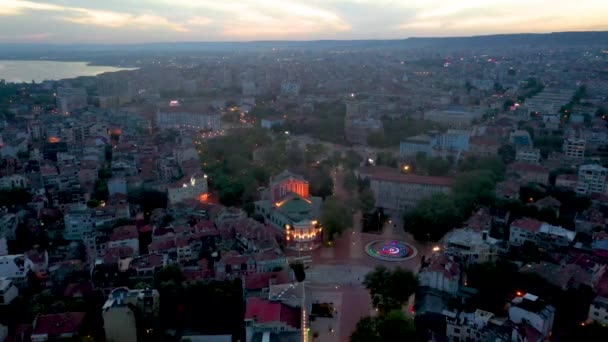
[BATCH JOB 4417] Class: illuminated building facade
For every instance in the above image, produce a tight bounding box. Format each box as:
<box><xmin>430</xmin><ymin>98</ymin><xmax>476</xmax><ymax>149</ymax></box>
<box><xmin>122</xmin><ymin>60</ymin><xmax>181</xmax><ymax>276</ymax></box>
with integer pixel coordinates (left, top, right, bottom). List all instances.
<box><xmin>256</xmin><ymin>171</ymin><xmax>323</xmax><ymax>251</ymax></box>
<box><xmin>156</xmin><ymin>105</ymin><xmax>221</xmax><ymax>131</ymax></box>
<box><xmin>270</xmin><ymin>171</ymin><xmax>309</xmax><ymax>204</ymax></box>
<box><xmin>166</xmin><ymin>174</ymin><xmax>208</xmax><ymax>205</ymax></box>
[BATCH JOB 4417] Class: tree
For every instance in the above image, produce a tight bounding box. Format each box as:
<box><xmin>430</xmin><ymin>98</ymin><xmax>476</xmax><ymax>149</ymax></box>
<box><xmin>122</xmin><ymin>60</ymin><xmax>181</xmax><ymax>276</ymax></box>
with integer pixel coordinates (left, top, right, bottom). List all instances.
<box><xmin>376</xmin><ymin>152</ymin><xmax>398</xmax><ymax>168</ymax></box>
<box><xmin>86</xmin><ymin>199</ymin><xmax>100</xmax><ymax>208</ymax></box>
<box><xmin>343</xmin><ymin>150</ymin><xmax>363</xmax><ymax>170</ymax></box>
<box><xmin>362</xmin><ymin>266</ymin><xmax>417</xmax><ymax>313</ymax></box>
<box><xmin>562</xmin><ymin>323</ymin><xmax>608</xmax><ymax>341</ymax></box>
<box><xmin>351</xmin><ymin>311</ymin><xmax>416</xmax><ymax>342</ymax></box>
<box><xmin>405</xmin><ymin>193</ymin><xmax>463</xmax><ymax>241</ymax></box>
<box><xmin>290</xmin><ymin>263</ymin><xmax>306</xmax><ymax>282</ymax></box>
<box><xmin>424</xmin><ymin>157</ymin><xmax>451</xmax><ymax>176</ymax></box>
<box><xmin>93</xmin><ymin>179</ymin><xmax>109</xmax><ymax>202</ymax></box>
<box><xmin>304</xmin><ymin>143</ymin><xmax>327</xmax><ymax>164</ymax></box>
<box><xmin>359</xmin><ymin>187</ymin><xmax>376</xmax><ymax>214</ymax></box>
<box><xmin>498</xmin><ymin>144</ymin><xmax>516</xmax><ymax>164</ymax></box>
<box><xmin>534</xmin><ymin>134</ymin><xmax>563</xmax><ymax>159</ymax></box>
<box><xmin>321</xmin><ymin>196</ymin><xmax>353</xmax><ymax>241</ymax></box>
<box><xmin>154</xmin><ymin>265</ymin><xmax>184</xmax><ymax>289</ymax></box>
<box><xmin>343</xmin><ymin>170</ymin><xmax>359</xmax><ymax>194</ymax></box>
<box><xmin>128</xmin><ymin>189</ymin><xmax>168</xmax><ymax>214</ymax></box>
<box><xmin>453</xmin><ymin>170</ymin><xmax>499</xmax><ymax>213</ymax></box>
<box><xmin>466</xmin><ymin>261</ymin><xmax>519</xmax><ymax>313</ymax></box>
<box><xmin>367</xmin><ymin>131</ymin><xmax>388</xmax><ymax>148</ymax></box>
<box><xmin>458</xmin><ymin>156</ymin><xmax>505</xmax><ymax>179</ymax></box>
<box><xmin>0</xmin><ymin>188</ymin><xmax>32</xmax><ymax>207</ymax></box>
<box><xmin>307</xmin><ymin>166</ymin><xmax>334</xmax><ymax>198</ymax></box>
<box><xmin>465</xmin><ymin>80</ymin><xmax>474</xmax><ymax>94</ymax></box>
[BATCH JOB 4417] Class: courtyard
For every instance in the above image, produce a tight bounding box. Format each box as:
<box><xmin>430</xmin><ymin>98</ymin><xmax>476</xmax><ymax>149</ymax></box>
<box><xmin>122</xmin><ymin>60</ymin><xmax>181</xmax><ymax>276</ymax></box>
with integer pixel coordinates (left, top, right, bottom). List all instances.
<box><xmin>289</xmin><ymin>211</ymin><xmax>431</xmax><ymax>342</ymax></box>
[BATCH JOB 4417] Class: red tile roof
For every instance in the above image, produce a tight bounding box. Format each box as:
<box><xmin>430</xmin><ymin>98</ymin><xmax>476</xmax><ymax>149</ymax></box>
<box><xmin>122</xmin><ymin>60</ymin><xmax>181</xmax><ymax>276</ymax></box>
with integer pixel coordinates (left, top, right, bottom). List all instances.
<box><xmin>195</xmin><ymin>220</ymin><xmax>216</xmax><ymax>232</ymax></box>
<box><xmin>33</xmin><ymin>312</ymin><xmax>85</xmax><ymax>337</ymax></box>
<box><xmin>360</xmin><ymin>166</ymin><xmax>453</xmax><ymax>187</ymax></box>
<box><xmin>222</xmin><ymin>254</ymin><xmax>254</xmax><ymax>266</ymax></box>
<box><xmin>148</xmin><ymin>238</ymin><xmax>176</xmax><ymax>253</ymax></box>
<box><xmin>183</xmin><ymin>269</ymin><xmax>213</xmax><ymax>282</ymax></box>
<box><xmin>508</xmin><ymin>162</ymin><xmax>549</xmax><ymax>174</ymax></box>
<box><xmin>556</xmin><ymin>174</ymin><xmax>578</xmax><ymax>182</ymax></box>
<box><xmin>139</xmin><ymin>225</ymin><xmax>153</xmax><ymax>233</ymax></box>
<box><xmin>426</xmin><ymin>255</ymin><xmax>460</xmax><ymax>280</ymax></box>
<box><xmin>130</xmin><ymin>254</ymin><xmax>165</xmax><ymax>270</ymax></box>
<box><xmin>511</xmin><ymin>218</ymin><xmax>543</xmax><ymax>233</ymax></box>
<box><xmin>64</xmin><ymin>282</ymin><xmax>94</xmax><ymax>298</ymax></box>
<box><xmin>103</xmin><ymin>247</ymin><xmax>134</xmax><ymax>263</ymax></box>
<box><xmin>469</xmin><ymin>136</ymin><xmax>501</xmax><ymax>146</ymax></box>
<box><xmin>245</xmin><ymin>297</ymin><xmax>301</xmax><ymax>328</ymax></box>
<box><xmin>245</xmin><ymin>271</ymin><xmax>292</xmax><ymax>290</ymax></box>
<box><xmin>153</xmin><ymin>227</ymin><xmax>175</xmax><ymax>237</ymax></box>
<box><xmin>175</xmin><ymin>236</ymin><xmax>189</xmax><ymax>248</ymax></box>
<box><xmin>111</xmin><ymin>225</ymin><xmax>138</xmax><ymax>241</ymax></box>
<box><xmin>174</xmin><ymin>226</ymin><xmax>195</xmax><ymax>235</ymax></box>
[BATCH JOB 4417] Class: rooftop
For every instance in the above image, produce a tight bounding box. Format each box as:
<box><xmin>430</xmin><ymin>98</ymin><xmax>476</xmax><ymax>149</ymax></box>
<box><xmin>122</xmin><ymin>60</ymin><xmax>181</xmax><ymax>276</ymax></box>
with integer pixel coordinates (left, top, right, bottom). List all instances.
<box><xmin>245</xmin><ymin>297</ymin><xmax>301</xmax><ymax>329</ymax></box>
<box><xmin>360</xmin><ymin>166</ymin><xmax>453</xmax><ymax>187</ymax></box>
<box><xmin>245</xmin><ymin>271</ymin><xmax>292</xmax><ymax>291</ymax></box>
<box><xmin>511</xmin><ymin>218</ymin><xmax>543</xmax><ymax>233</ymax></box>
<box><xmin>33</xmin><ymin>312</ymin><xmax>85</xmax><ymax>337</ymax></box>
<box><xmin>539</xmin><ymin>223</ymin><xmax>575</xmax><ymax>241</ymax></box>
<box><xmin>508</xmin><ymin>162</ymin><xmax>549</xmax><ymax>174</ymax></box>
<box><xmin>270</xmin><ymin>170</ymin><xmax>306</xmax><ymax>185</ymax></box>
<box><xmin>110</xmin><ymin>225</ymin><xmax>138</xmax><ymax>241</ymax></box>
<box><xmin>469</xmin><ymin>135</ymin><xmax>501</xmax><ymax>146</ymax></box>
<box><xmin>423</xmin><ymin>254</ymin><xmax>460</xmax><ymax>280</ymax></box>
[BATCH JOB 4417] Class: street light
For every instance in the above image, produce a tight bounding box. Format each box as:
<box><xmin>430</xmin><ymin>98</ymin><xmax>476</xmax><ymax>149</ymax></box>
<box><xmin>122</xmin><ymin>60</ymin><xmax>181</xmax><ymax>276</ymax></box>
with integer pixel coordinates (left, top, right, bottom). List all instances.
<box><xmin>403</xmin><ymin>165</ymin><xmax>410</xmax><ymax>172</ymax></box>
<box><xmin>432</xmin><ymin>246</ymin><xmax>441</xmax><ymax>252</ymax></box>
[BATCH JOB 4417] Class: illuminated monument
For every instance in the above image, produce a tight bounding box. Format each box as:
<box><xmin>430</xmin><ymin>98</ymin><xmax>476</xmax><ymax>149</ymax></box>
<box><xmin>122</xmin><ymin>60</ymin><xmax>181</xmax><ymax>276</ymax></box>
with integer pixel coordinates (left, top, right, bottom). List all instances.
<box><xmin>255</xmin><ymin>171</ymin><xmax>323</xmax><ymax>251</ymax></box>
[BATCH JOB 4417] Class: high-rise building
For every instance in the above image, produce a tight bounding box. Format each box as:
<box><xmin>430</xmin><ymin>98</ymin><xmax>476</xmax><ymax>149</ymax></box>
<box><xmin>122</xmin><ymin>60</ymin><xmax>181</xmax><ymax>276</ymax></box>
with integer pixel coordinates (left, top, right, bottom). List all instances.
<box><xmin>56</xmin><ymin>87</ymin><xmax>87</xmax><ymax>115</ymax></box>
<box><xmin>156</xmin><ymin>105</ymin><xmax>220</xmax><ymax>131</ymax></box>
<box><xmin>563</xmin><ymin>138</ymin><xmax>586</xmax><ymax>162</ymax></box>
<box><xmin>102</xmin><ymin>287</ymin><xmax>160</xmax><ymax>342</ymax></box>
<box><xmin>576</xmin><ymin>164</ymin><xmax>608</xmax><ymax>194</ymax></box>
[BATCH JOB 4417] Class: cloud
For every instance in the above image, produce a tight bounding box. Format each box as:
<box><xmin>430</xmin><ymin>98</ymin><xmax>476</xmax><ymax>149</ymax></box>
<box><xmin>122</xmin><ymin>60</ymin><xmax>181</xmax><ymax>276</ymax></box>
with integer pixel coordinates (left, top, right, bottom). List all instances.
<box><xmin>398</xmin><ymin>0</ymin><xmax>608</xmax><ymax>36</ymax></box>
<box><xmin>155</xmin><ymin>0</ymin><xmax>351</xmax><ymax>38</ymax></box>
<box><xmin>23</xmin><ymin>32</ymin><xmax>54</xmax><ymax>40</ymax></box>
<box><xmin>0</xmin><ymin>0</ymin><xmax>188</xmax><ymax>31</ymax></box>
<box><xmin>0</xmin><ymin>0</ymin><xmax>62</xmax><ymax>15</ymax></box>
<box><xmin>1</xmin><ymin>0</ymin><xmax>607</xmax><ymax>42</ymax></box>
<box><xmin>64</xmin><ymin>11</ymin><xmax>188</xmax><ymax>32</ymax></box>
<box><xmin>187</xmin><ymin>16</ymin><xmax>213</xmax><ymax>26</ymax></box>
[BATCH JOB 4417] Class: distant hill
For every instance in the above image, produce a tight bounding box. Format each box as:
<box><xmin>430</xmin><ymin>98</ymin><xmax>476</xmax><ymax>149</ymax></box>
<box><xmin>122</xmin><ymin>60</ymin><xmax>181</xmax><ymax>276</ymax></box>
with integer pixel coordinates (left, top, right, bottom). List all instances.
<box><xmin>0</xmin><ymin>31</ymin><xmax>606</xmax><ymax>60</ymax></box>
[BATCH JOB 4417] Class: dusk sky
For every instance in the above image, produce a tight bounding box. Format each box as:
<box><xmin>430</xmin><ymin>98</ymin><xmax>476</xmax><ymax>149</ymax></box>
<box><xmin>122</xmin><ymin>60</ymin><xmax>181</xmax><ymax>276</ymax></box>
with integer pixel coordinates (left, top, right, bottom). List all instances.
<box><xmin>1</xmin><ymin>0</ymin><xmax>607</xmax><ymax>43</ymax></box>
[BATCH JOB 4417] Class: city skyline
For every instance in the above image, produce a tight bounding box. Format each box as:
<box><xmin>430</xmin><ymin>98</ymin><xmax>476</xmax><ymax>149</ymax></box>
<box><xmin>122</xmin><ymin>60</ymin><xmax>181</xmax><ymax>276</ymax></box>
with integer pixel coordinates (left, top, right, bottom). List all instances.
<box><xmin>0</xmin><ymin>0</ymin><xmax>607</xmax><ymax>43</ymax></box>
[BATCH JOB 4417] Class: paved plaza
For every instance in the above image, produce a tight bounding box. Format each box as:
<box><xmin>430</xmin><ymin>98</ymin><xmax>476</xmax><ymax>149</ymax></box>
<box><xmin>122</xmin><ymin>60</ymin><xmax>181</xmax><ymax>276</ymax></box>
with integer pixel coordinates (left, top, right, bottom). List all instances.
<box><xmin>290</xmin><ymin>210</ymin><xmax>430</xmax><ymax>342</ymax></box>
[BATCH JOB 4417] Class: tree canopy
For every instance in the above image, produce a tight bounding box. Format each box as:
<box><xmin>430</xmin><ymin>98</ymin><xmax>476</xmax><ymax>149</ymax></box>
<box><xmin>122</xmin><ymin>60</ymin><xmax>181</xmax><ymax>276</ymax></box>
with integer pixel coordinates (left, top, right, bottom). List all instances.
<box><xmin>405</xmin><ymin>163</ymin><xmax>502</xmax><ymax>241</ymax></box>
<box><xmin>367</xmin><ymin>118</ymin><xmax>442</xmax><ymax>148</ymax></box>
<box><xmin>351</xmin><ymin>310</ymin><xmax>416</xmax><ymax>342</ymax></box>
<box><xmin>362</xmin><ymin>266</ymin><xmax>417</xmax><ymax>314</ymax></box>
<box><xmin>404</xmin><ymin>193</ymin><xmax>463</xmax><ymax>241</ymax></box>
<box><xmin>321</xmin><ymin>196</ymin><xmax>353</xmax><ymax>241</ymax></box>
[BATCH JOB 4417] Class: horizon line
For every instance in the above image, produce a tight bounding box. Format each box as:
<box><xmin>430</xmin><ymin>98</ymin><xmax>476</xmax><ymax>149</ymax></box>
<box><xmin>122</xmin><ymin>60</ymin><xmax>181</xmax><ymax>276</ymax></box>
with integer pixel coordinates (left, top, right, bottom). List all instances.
<box><xmin>0</xmin><ymin>30</ymin><xmax>607</xmax><ymax>46</ymax></box>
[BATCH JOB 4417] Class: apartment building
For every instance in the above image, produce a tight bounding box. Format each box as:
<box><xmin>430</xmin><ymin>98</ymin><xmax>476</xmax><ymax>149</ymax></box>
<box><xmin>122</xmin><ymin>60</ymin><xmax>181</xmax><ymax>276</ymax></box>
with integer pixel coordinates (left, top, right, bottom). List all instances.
<box><xmin>359</xmin><ymin>166</ymin><xmax>452</xmax><ymax>212</ymax></box>
<box><xmin>576</xmin><ymin>164</ymin><xmax>607</xmax><ymax>195</ymax></box>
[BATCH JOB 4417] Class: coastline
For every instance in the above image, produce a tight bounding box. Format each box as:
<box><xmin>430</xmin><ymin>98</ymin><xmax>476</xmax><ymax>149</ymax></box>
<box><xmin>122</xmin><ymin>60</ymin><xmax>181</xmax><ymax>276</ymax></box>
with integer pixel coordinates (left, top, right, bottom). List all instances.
<box><xmin>0</xmin><ymin>60</ymin><xmax>137</xmax><ymax>83</ymax></box>
<box><xmin>0</xmin><ymin>57</ymin><xmax>137</xmax><ymax>68</ymax></box>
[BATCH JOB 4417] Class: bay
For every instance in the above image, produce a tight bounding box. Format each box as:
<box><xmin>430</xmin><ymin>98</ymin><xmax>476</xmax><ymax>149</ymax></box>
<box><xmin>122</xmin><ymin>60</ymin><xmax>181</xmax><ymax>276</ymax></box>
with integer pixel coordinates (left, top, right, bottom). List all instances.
<box><xmin>0</xmin><ymin>60</ymin><xmax>136</xmax><ymax>83</ymax></box>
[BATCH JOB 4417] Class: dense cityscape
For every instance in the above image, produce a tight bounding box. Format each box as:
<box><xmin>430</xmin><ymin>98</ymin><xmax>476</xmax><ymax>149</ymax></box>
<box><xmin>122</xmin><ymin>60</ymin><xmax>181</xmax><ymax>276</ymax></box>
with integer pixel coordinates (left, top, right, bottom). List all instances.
<box><xmin>0</xmin><ymin>17</ymin><xmax>608</xmax><ymax>342</ymax></box>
